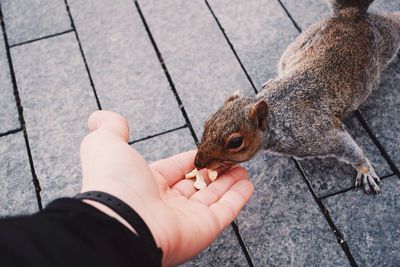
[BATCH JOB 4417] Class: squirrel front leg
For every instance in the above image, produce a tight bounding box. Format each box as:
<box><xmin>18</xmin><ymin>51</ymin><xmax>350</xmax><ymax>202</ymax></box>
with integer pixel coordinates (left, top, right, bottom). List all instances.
<box><xmin>322</xmin><ymin>129</ymin><xmax>381</xmax><ymax>193</ymax></box>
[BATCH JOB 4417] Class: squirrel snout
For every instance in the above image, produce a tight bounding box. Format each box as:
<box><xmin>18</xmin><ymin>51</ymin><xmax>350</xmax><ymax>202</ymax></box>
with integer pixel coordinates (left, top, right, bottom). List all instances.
<box><xmin>194</xmin><ymin>152</ymin><xmax>208</xmax><ymax>169</ymax></box>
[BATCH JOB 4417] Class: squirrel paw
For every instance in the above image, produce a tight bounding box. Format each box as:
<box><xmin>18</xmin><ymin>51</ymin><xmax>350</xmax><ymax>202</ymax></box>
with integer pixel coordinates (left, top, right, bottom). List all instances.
<box><xmin>354</xmin><ymin>166</ymin><xmax>380</xmax><ymax>194</ymax></box>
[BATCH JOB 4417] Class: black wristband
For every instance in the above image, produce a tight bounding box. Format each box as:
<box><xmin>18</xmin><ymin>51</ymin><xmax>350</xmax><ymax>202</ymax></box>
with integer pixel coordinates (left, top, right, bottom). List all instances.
<box><xmin>74</xmin><ymin>191</ymin><xmax>162</xmax><ymax>265</ymax></box>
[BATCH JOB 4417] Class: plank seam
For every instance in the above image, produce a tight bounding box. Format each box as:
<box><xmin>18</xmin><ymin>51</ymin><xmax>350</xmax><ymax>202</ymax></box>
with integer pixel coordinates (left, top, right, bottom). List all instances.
<box><xmin>205</xmin><ymin>0</ymin><xmax>258</xmax><ymax>95</ymax></box>
<box><xmin>355</xmin><ymin>110</ymin><xmax>400</xmax><ymax>176</ymax></box>
<box><xmin>129</xmin><ymin>125</ymin><xmax>188</xmax><ymax>145</ymax></box>
<box><xmin>319</xmin><ymin>173</ymin><xmax>394</xmax><ymax>200</ymax></box>
<box><xmin>0</xmin><ymin>2</ymin><xmax>43</xmax><ymax>210</ymax></box>
<box><xmin>293</xmin><ymin>159</ymin><xmax>358</xmax><ymax>266</ymax></box>
<box><xmin>63</xmin><ymin>0</ymin><xmax>102</xmax><ymax>110</ymax></box>
<box><xmin>0</xmin><ymin>127</ymin><xmax>22</xmax><ymax>138</ymax></box>
<box><xmin>276</xmin><ymin>0</ymin><xmax>302</xmax><ymax>32</ymax></box>
<box><xmin>134</xmin><ymin>1</ymin><xmax>199</xmax><ymax>144</ymax></box>
<box><xmin>10</xmin><ymin>29</ymin><xmax>74</xmax><ymax>48</ymax></box>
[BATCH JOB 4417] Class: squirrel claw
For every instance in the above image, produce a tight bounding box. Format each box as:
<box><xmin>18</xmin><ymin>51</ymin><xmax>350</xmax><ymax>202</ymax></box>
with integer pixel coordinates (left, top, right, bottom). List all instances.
<box><xmin>355</xmin><ymin>168</ymin><xmax>380</xmax><ymax>194</ymax></box>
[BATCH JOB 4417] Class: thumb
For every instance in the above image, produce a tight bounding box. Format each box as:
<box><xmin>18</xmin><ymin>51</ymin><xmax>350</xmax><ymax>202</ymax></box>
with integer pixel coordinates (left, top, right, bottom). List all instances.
<box><xmin>80</xmin><ymin>110</ymin><xmax>139</xmax><ymax>189</ymax></box>
<box><xmin>87</xmin><ymin>110</ymin><xmax>129</xmax><ymax>142</ymax></box>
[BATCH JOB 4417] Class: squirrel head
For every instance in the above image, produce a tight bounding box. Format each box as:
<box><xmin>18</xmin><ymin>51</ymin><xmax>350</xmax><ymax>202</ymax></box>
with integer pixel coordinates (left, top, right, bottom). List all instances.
<box><xmin>195</xmin><ymin>93</ymin><xmax>269</xmax><ymax>171</ymax></box>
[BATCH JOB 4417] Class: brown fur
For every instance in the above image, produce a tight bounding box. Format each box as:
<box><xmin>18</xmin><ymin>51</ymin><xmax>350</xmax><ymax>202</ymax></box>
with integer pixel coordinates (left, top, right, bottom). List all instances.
<box><xmin>195</xmin><ymin>0</ymin><xmax>400</xmax><ymax>193</ymax></box>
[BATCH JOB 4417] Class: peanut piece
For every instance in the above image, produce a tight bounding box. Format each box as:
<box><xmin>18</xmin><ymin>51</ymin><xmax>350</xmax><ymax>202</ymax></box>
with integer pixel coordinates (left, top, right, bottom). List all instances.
<box><xmin>185</xmin><ymin>168</ymin><xmax>198</xmax><ymax>179</ymax></box>
<box><xmin>208</xmin><ymin>169</ymin><xmax>218</xmax><ymax>181</ymax></box>
<box><xmin>193</xmin><ymin>172</ymin><xmax>206</xmax><ymax>190</ymax></box>
<box><xmin>186</xmin><ymin>168</ymin><xmax>218</xmax><ymax>190</ymax></box>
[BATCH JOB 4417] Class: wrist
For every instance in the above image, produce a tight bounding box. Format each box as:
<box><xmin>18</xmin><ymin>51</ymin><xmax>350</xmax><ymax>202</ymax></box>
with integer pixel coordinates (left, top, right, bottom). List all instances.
<box><xmin>76</xmin><ymin>191</ymin><xmax>167</xmax><ymax>265</ymax></box>
<box><xmin>82</xmin><ymin>200</ymin><xmax>137</xmax><ymax>235</ymax></box>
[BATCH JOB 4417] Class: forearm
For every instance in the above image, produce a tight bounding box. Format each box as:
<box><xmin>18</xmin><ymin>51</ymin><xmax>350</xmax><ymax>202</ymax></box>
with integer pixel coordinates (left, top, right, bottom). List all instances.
<box><xmin>0</xmin><ymin>198</ymin><xmax>161</xmax><ymax>267</ymax></box>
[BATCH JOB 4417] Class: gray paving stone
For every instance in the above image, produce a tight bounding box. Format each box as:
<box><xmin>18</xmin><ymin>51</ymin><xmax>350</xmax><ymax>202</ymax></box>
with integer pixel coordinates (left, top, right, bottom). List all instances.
<box><xmin>280</xmin><ymin>0</ymin><xmax>399</xmax><ymax>33</ymax></box>
<box><xmin>0</xmin><ymin>132</ymin><xmax>38</xmax><ymax>216</ymax></box>
<box><xmin>208</xmin><ymin>0</ymin><xmax>299</xmax><ymax>88</ymax></box>
<box><xmin>0</xmin><ymin>0</ymin><xmax>71</xmax><ymax>45</ymax></box>
<box><xmin>322</xmin><ymin>176</ymin><xmax>400</xmax><ymax>266</ymax></box>
<box><xmin>132</xmin><ymin>128</ymin><xmax>196</xmax><ymax>163</ymax></box>
<box><xmin>139</xmin><ymin>0</ymin><xmax>254</xmax><ymax>137</ymax></box>
<box><xmin>370</xmin><ymin>0</ymin><xmax>400</xmax><ymax>13</ymax></box>
<box><xmin>0</xmin><ymin>25</ymin><xmax>19</xmax><ymax>133</ymax></box>
<box><xmin>11</xmin><ymin>33</ymin><xmax>98</xmax><ymax>205</ymax></box>
<box><xmin>236</xmin><ymin>152</ymin><xmax>348</xmax><ymax>266</ymax></box>
<box><xmin>279</xmin><ymin>0</ymin><xmax>330</xmax><ymax>31</ymax></box>
<box><xmin>68</xmin><ymin>0</ymin><xmax>185</xmax><ymax>142</ymax></box>
<box><xmin>298</xmin><ymin>114</ymin><xmax>392</xmax><ymax>198</ymax></box>
<box><xmin>360</xmin><ymin>55</ymin><xmax>400</xmax><ymax>169</ymax></box>
<box><xmin>181</xmin><ymin>226</ymin><xmax>248</xmax><ymax>267</ymax></box>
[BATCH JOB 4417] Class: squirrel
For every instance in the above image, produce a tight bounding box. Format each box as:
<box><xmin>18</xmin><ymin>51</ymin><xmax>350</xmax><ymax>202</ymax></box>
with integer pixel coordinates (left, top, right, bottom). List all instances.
<box><xmin>194</xmin><ymin>0</ymin><xmax>400</xmax><ymax>193</ymax></box>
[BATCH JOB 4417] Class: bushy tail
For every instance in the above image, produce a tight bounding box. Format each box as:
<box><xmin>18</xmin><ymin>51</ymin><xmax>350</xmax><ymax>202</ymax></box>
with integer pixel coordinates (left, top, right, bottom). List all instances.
<box><xmin>326</xmin><ymin>0</ymin><xmax>375</xmax><ymax>15</ymax></box>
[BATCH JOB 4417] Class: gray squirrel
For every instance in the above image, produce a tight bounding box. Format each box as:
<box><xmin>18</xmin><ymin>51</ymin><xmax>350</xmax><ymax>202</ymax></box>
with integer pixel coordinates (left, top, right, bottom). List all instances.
<box><xmin>194</xmin><ymin>0</ymin><xmax>400</xmax><ymax>193</ymax></box>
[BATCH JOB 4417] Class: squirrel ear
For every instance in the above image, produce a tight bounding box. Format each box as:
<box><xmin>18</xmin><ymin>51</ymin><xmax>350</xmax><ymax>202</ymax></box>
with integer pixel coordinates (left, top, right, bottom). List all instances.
<box><xmin>250</xmin><ymin>100</ymin><xmax>269</xmax><ymax>131</ymax></box>
<box><xmin>224</xmin><ymin>90</ymin><xmax>240</xmax><ymax>104</ymax></box>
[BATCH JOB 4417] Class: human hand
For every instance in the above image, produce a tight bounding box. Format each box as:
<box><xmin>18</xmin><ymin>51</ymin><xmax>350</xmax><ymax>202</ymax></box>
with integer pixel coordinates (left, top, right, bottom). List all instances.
<box><xmin>80</xmin><ymin>111</ymin><xmax>254</xmax><ymax>266</ymax></box>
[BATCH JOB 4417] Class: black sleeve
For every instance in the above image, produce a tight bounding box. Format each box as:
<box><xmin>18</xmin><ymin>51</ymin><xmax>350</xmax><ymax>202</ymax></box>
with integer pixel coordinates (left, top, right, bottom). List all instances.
<box><xmin>0</xmin><ymin>198</ymin><xmax>162</xmax><ymax>267</ymax></box>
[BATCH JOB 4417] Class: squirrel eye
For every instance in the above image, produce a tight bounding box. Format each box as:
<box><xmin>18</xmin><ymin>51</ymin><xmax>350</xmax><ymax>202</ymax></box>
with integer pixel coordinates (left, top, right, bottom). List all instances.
<box><xmin>227</xmin><ymin>136</ymin><xmax>243</xmax><ymax>149</ymax></box>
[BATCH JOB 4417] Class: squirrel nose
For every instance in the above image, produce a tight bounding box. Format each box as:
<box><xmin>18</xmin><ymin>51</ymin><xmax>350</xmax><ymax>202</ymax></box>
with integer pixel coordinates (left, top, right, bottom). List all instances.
<box><xmin>194</xmin><ymin>152</ymin><xmax>207</xmax><ymax>169</ymax></box>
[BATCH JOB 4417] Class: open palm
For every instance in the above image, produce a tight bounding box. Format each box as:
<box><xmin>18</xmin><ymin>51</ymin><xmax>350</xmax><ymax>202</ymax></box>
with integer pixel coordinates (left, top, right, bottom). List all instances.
<box><xmin>80</xmin><ymin>111</ymin><xmax>254</xmax><ymax>266</ymax></box>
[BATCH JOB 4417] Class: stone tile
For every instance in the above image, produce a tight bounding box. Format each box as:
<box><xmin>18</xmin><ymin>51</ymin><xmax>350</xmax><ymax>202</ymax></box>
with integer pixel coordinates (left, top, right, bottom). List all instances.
<box><xmin>139</xmin><ymin>0</ymin><xmax>254</xmax><ymax>137</ymax></box>
<box><xmin>280</xmin><ymin>0</ymin><xmax>398</xmax><ymax>33</ymax></box>
<box><xmin>360</xmin><ymin>55</ymin><xmax>400</xmax><ymax>170</ymax></box>
<box><xmin>181</xmin><ymin>226</ymin><xmax>248</xmax><ymax>267</ymax></box>
<box><xmin>322</xmin><ymin>176</ymin><xmax>400</xmax><ymax>266</ymax></box>
<box><xmin>11</xmin><ymin>33</ymin><xmax>98</xmax><ymax>205</ymax></box>
<box><xmin>236</xmin><ymin>152</ymin><xmax>348</xmax><ymax>266</ymax></box>
<box><xmin>0</xmin><ymin>0</ymin><xmax>71</xmax><ymax>45</ymax></box>
<box><xmin>370</xmin><ymin>0</ymin><xmax>400</xmax><ymax>13</ymax></box>
<box><xmin>279</xmin><ymin>0</ymin><xmax>330</xmax><ymax>31</ymax></box>
<box><xmin>0</xmin><ymin>132</ymin><xmax>38</xmax><ymax>216</ymax></box>
<box><xmin>132</xmin><ymin>128</ymin><xmax>196</xmax><ymax>163</ymax></box>
<box><xmin>208</xmin><ymin>0</ymin><xmax>299</xmax><ymax>88</ymax></box>
<box><xmin>68</xmin><ymin>0</ymin><xmax>185</xmax><ymax>142</ymax></box>
<box><xmin>298</xmin><ymin>115</ymin><xmax>392</xmax><ymax>198</ymax></box>
<box><xmin>0</xmin><ymin>25</ymin><xmax>19</xmax><ymax>133</ymax></box>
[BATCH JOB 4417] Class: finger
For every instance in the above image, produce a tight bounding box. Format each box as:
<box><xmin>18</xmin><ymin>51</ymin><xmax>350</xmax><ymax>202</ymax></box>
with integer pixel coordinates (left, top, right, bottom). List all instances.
<box><xmin>170</xmin><ymin>179</ymin><xmax>198</xmax><ymax>198</ymax></box>
<box><xmin>209</xmin><ymin>180</ymin><xmax>254</xmax><ymax>230</ymax></box>
<box><xmin>87</xmin><ymin>110</ymin><xmax>129</xmax><ymax>142</ymax></box>
<box><xmin>150</xmin><ymin>150</ymin><xmax>197</xmax><ymax>187</ymax></box>
<box><xmin>190</xmin><ymin>167</ymin><xmax>248</xmax><ymax>206</ymax></box>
